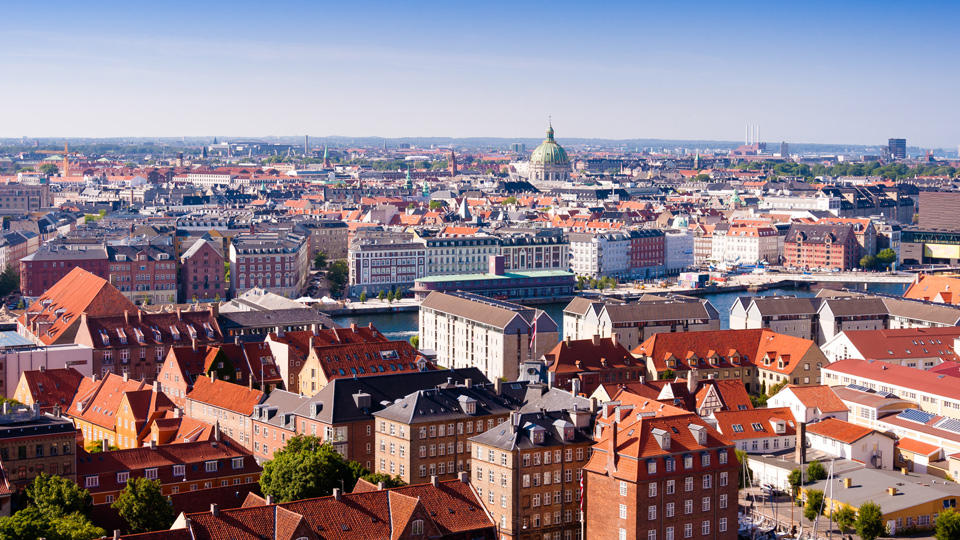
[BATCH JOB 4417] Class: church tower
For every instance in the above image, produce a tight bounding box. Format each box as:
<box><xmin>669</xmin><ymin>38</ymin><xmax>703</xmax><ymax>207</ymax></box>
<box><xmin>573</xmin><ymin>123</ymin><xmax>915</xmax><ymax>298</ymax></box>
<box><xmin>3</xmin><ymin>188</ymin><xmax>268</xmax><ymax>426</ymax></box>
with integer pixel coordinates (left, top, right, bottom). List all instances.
<box><xmin>449</xmin><ymin>150</ymin><xmax>458</xmax><ymax>176</ymax></box>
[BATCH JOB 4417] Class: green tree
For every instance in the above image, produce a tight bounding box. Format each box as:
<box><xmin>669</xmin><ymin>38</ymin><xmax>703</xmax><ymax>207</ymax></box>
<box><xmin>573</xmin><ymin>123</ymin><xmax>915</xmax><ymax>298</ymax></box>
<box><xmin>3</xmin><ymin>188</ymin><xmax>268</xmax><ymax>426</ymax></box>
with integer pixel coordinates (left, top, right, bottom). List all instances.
<box><xmin>860</xmin><ymin>255</ymin><xmax>876</xmax><ymax>269</ymax></box>
<box><xmin>327</xmin><ymin>260</ymin><xmax>349</xmax><ymax>298</ymax></box>
<box><xmin>736</xmin><ymin>449</ymin><xmax>754</xmax><ymax>489</ymax></box>
<box><xmin>39</xmin><ymin>163</ymin><xmax>59</xmax><ymax>176</ymax></box>
<box><xmin>224</xmin><ymin>261</ymin><xmax>230</xmax><ymax>282</ymax></box>
<box><xmin>0</xmin><ymin>264</ymin><xmax>20</xmax><ymax>297</ymax></box>
<box><xmin>935</xmin><ymin>507</ymin><xmax>960</xmax><ymax>540</ymax></box>
<box><xmin>806</xmin><ymin>460</ymin><xmax>827</xmax><ymax>482</ymax></box>
<box><xmin>378</xmin><ymin>290</ymin><xmax>386</xmax><ymax>302</ymax></box>
<box><xmin>112</xmin><ymin>477</ymin><xmax>175</xmax><ymax>534</ymax></box>
<box><xmin>788</xmin><ymin>468</ymin><xmax>803</xmax><ymax>495</ymax></box>
<box><xmin>876</xmin><ymin>248</ymin><xmax>897</xmax><ymax>268</ymax></box>
<box><xmin>359</xmin><ymin>291</ymin><xmax>367</xmax><ymax>303</ymax></box>
<box><xmin>313</xmin><ymin>251</ymin><xmax>328</xmax><ymax>270</ymax></box>
<box><xmin>386</xmin><ymin>290</ymin><xmax>394</xmax><ymax>303</ymax></box>
<box><xmin>361</xmin><ymin>472</ymin><xmax>407</xmax><ymax>488</ymax></box>
<box><xmin>429</xmin><ymin>200</ymin><xmax>445</xmax><ymax>210</ymax></box>
<box><xmin>409</xmin><ymin>335</ymin><xmax>419</xmax><ymax>349</ymax></box>
<box><xmin>767</xmin><ymin>379</ymin><xmax>788</xmax><ymax>398</ymax></box>
<box><xmin>503</xmin><ymin>196</ymin><xmax>518</xmax><ymax>205</ymax></box>
<box><xmin>660</xmin><ymin>369</ymin><xmax>675</xmax><ymax>380</ymax></box>
<box><xmin>833</xmin><ymin>505</ymin><xmax>856</xmax><ymax>535</ymax></box>
<box><xmin>85</xmin><ymin>439</ymin><xmax>119</xmax><ymax>453</ymax></box>
<box><xmin>804</xmin><ymin>489</ymin><xmax>825</xmax><ymax>521</ymax></box>
<box><xmin>260</xmin><ymin>435</ymin><xmax>360</xmax><ymax>503</ymax></box>
<box><xmin>855</xmin><ymin>501</ymin><xmax>886</xmax><ymax>540</ymax></box>
<box><xmin>27</xmin><ymin>473</ymin><xmax>93</xmax><ymax>517</ymax></box>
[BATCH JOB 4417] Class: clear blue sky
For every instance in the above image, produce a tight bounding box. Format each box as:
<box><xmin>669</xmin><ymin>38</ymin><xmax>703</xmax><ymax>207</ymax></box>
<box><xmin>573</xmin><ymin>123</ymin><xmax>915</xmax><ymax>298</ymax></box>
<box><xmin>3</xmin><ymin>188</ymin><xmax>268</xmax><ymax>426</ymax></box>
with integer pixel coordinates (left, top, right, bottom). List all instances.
<box><xmin>3</xmin><ymin>0</ymin><xmax>958</xmax><ymax>148</ymax></box>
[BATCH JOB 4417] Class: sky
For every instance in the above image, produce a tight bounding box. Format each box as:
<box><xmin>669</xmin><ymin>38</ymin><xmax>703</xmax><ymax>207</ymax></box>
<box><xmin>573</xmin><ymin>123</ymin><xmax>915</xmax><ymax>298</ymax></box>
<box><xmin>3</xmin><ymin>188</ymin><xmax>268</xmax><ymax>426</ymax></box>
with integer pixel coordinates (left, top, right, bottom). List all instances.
<box><xmin>2</xmin><ymin>0</ymin><xmax>958</xmax><ymax>148</ymax></box>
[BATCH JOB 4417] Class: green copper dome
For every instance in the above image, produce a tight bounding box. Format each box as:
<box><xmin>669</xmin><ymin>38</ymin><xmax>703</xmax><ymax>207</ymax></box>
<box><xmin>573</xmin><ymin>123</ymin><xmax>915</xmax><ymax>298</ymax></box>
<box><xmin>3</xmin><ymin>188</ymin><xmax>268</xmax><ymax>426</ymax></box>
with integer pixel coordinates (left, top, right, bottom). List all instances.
<box><xmin>530</xmin><ymin>123</ymin><xmax>569</xmax><ymax>166</ymax></box>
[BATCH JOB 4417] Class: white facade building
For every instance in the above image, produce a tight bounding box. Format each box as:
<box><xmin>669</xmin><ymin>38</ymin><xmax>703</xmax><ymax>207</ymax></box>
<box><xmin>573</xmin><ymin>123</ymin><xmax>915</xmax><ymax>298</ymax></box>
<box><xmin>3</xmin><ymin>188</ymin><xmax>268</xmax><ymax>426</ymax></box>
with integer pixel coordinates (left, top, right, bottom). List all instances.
<box><xmin>664</xmin><ymin>229</ymin><xmax>694</xmax><ymax>274</ymax></box>
<box><xmin>568</xmin><ymin>231</ymin><xmax>630</xmax><ymax>278</ymax></box>
<box><xmin>711</xmin><ymin>226</ymin><xmax>779</xmax><ymax>264</ymax></box>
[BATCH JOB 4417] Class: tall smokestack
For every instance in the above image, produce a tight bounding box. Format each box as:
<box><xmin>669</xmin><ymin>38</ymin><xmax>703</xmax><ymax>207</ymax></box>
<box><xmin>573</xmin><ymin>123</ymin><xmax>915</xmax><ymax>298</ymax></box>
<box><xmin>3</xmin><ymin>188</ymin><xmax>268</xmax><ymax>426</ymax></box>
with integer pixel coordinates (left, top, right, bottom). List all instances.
<box><xmin>745</xmin><ymin>125</ymin><xmax>749</xmax><ymax>145</ymax></box>
<box><xmin>304</xmin><ymin>135</ymin><xmax>309</xmax><ymax>156</ymax></box>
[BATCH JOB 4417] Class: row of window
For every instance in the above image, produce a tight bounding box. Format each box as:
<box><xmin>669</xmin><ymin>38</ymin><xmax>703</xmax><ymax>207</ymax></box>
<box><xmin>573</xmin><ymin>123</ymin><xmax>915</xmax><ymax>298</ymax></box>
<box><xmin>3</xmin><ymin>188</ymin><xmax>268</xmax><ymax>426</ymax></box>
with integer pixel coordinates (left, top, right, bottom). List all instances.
<box><xmin>618</xmin><ymin>519</ymin><xmax>727</xmax><ymax>540</ymax></box>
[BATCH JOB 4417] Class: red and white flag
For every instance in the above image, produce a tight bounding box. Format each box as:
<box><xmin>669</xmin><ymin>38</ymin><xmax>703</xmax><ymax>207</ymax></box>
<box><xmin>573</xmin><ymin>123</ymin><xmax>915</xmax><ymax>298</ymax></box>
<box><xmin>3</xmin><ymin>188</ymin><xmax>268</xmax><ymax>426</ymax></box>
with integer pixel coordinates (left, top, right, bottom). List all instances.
<box><xmin>579</xmin><ymin>472</ymin><xmax>584</xmax><ymax>513</ymax></box>
<box><xmin>529</xmin><ymin>316</ymin><xmax>537</xmax><ymax>350</ymax></box>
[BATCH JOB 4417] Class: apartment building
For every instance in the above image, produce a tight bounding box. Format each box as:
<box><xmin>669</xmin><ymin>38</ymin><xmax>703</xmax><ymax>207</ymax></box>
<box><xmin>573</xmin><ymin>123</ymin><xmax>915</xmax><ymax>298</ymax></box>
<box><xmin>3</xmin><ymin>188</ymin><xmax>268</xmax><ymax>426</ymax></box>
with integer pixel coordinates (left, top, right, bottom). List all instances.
<box><xmin>180</xmin><ymin>236</ymin><xmax>227</xmax><ymax>303</ymax></box>
<box><xmin>67</xmin><ymin>373</ymin><xmax>174</xmax><ymax>449</ymax></box>
<box><xmin>229</xmin><ymin>231</ymin><xmax>310</xmax><ymax>299</ymax></box>
<box><xmin>543</xmin><ymin>336</ymin><xmax>640</xmax><ymax>396</ymax></box>
<box><xmin>108</xmin><ymin>244</ymin><xmax>179</xmax><ymax>306</ymax></box>
<box><xmin>712</xmin><ymin>407</ymin><xmax>797</xmax><ymax>454</ymax></box>
<box><xmin>372</xmin><ymin>379</ymin><xmax>530</xmax><ymax>484</ymax></box>
<box><xmin>0</xmin><ymin>407</ymin><xmax>77</xmax><ymax>490</ymax></box>
<box><xmin>419</xmin><ymin>291</ymin><xmax>558</xmax><ymax>382</ymax></box>
<box><xmin>348</xmin><ymin>230</ymin><xmax>426</xmax><ymax>298</ymax></box>
<box><xmin>19</xmin><ymin>244</ymin><xmax>109</xmax><ymax>298</ymax></box>
<box><xmin>584</xmin><ymin>402</ymin><xmax>739</xmax><ymax>540</ymax></box>
<box><xmin>184</xmin><ymin>376</ymin><xmax>264</xmax><ymax>450</ymax></box>
<box><xmin>76</xmin><ymin>438</ymin><xmax>261</xmax><ymax>504</ymax></box>
<box><xmin>568</xmin><ymin>231</ymin><xmax>630</xmax><ymax>279</ymax></box>
<box><xmin>784</xmin><ymin>223</ymin><xmax>859</xmax><ymax>271</ymax></box>
<box><xmin>0</xmin><ymin>184</ymin><xmax>53</xmax><ymax>215</ymax></box>
<box><xmin>469</xmin><ymin>396</ymin><xmax>595</xmax><ymax>540</ymax></box>
<box><xmin>711</xmin><ymin>225</ymin><xmax>779</xmax><ymax>264</ymax></box>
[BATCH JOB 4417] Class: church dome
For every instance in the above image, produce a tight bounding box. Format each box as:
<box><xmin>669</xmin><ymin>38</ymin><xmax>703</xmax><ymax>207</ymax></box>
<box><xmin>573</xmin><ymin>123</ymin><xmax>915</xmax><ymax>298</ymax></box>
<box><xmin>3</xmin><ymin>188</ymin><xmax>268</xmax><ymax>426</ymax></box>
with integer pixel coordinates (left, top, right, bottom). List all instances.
<box><xmin>530</xmin><ymin>124</ymin><xmax>569</xmax><ymax>167</ymax></box>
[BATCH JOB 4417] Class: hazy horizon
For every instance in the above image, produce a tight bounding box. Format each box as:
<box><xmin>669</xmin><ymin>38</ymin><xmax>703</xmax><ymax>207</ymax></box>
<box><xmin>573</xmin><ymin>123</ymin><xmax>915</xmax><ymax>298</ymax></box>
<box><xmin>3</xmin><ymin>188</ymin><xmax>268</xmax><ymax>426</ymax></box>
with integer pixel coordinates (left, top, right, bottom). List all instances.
<box><xmin>4</xmin><ymin>0</ymin><xmax>958</xmax><ymax>148</ymax></box>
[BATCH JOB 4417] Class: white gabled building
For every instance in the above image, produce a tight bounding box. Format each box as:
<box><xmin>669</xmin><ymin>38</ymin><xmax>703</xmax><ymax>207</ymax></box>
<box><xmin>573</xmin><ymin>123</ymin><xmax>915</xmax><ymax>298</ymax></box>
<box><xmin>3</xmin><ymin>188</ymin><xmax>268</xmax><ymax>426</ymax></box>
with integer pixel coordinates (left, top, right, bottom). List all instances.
<box><xmin>713</xmin><ymin>407</ymin><xmax>797</xmax><ymax>454</ymax></box>
<box><xmin>768</xmin><ymin>385</ymin><xmax>849</xmax><ymax>424</ymax></box>
<box><xmin>804</xmin><ymin>418</ymin><xmax>895</xmax><ymax>470</ymax></box>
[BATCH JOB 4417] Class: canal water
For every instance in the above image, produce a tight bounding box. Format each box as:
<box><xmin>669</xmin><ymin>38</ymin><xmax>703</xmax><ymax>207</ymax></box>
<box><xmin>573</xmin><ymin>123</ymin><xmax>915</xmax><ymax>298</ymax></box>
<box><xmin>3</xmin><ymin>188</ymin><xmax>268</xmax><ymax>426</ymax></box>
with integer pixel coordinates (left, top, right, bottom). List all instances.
<box><xmin>332</xmin><ymin>282</ymin><xmax>909</xmax><ymax>341</ymax></box>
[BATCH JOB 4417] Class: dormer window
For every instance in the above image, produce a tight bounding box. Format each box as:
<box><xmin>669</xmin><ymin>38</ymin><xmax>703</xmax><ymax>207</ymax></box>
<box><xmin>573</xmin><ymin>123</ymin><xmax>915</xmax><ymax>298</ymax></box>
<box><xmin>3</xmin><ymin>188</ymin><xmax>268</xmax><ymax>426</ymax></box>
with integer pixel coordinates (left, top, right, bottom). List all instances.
<box><xmin>202</xmin><ymin>322</ymin><xmax>215</xmax><ymax>339</ymax></box>
<box><xmin>116</xmin><ymin>329</ymin><xmax>127</xmax><ymax>345</ymax></box>
<box><xmin>99</xmin><ymin>330</ymin><xmax>110</xmax><ymax>346</ymax></box>
<box><xmin>133</xmin><ymin>328</ymin><xmax>146</xmax><ymax>344</ymax></box>
<box><xmin>778</xmin><ymin>359</ymin><xmax>784</xmax><ymax>369</ymax></box>
<box><xmin>186</xmin><ymin>325</ymin><xmax>198</xmax><ymax>339</ymax></box>
<box><xmin>151</xmin><ymin>326</ymin><xmax>162</xmax><ymax>342</ymax></box>
<box><xmin>169</xmin><ymin>326</ymin><xmax>180</xmax><ymax>341</ymax></box>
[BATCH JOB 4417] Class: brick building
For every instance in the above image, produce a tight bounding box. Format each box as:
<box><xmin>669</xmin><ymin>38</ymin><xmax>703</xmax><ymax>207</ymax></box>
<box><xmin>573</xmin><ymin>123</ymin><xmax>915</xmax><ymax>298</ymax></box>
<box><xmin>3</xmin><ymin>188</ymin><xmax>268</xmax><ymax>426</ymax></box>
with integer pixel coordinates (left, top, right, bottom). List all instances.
<box><xmin>372</xmin><ymin>379</ymin><xmax>531</xmax><ymax>484</ymax></box>
<box><xmin>67</xmin><ymin>373</ymin><xmax>175</xmax><ymax>450</ymax></box>
<box><xmin>180</xmin><ymin>236</ymin><xmax>227</xmax><ymax>303</ymax></box>
<box><xmin>117</xmin><ymin>477</ymin><xmax>496</xmax><ymax>540</ymax></box>
<box><xmin>468</xmin><ymin>389</ymin><xmax>596</xmax><ymax>540</ymax></box>
<box><xmin>107</xmin><ymin>244</ymin><xmax>179</xmax><ymax>306</ymax></box>
<box><xmin>544</xmin><ymin>335</ymin><xmax>641</xmax><ymax>396</ymax></box>
<box><xmin>19</xmin><ymin>244</ymin><xmax>109</xmax><ymax>298</ymax></box>
<box><xmin>249</xmin><ymin>369</ymin><xmax>489</xmax><ymax>468</ymax></box>
<box><xmin>184</xmin><ymin>376</ymin><xmax>264</xmax><ymax>450</ymax></box>
<box><xmin>628</xmin><ymin>229</ymin><xmax>666</xmax><ymax>278</ymax></box>
<box><xmin>229</xmin><ymin>231</ymin><xmax>310</xmax><ymax>299</ymax></box>
<box><xmin>0</xmin><ymin>407</ymin><xmax>76</xmax><ymax>492</ymax></box>
<box><xmin>784</xmin><ymin>223</ymin><xmax>860</xmax><ymax>271</ymax></box>
<box><xmin>584</xmin><ymin>402</ymin><xmax>739</xmax><ymax>540</ymax></box>
<box><xmin>76</xmin><ymin>437</ymin><xmax>261</xmax><ymax>505</ymax></box>
<box><xmin>265</xmin><ymin>325</ymin><xmax>389</xmax><ymax>393</ymax></box>
<box><xmin>298</xmin><ymin>338</ymin><xmax>430</xmax><ymax>395</ymax></box>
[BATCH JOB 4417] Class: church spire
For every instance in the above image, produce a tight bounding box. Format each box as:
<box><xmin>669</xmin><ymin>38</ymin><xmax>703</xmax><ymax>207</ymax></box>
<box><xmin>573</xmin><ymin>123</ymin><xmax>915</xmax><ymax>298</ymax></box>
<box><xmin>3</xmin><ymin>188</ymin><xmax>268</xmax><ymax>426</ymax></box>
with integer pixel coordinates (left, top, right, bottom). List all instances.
<box><xmin>546</xmin><ymin>117</ymin><xmax>554</xmax><ymax>142</ymax></box>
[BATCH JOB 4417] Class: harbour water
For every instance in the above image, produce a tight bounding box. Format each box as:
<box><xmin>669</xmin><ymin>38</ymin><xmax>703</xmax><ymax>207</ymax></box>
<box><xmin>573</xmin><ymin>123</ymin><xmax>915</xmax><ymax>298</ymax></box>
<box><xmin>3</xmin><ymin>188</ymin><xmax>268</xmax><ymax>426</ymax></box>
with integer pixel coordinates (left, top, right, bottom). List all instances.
<box><xmin>332</xmin><ymin>282</ymin><xmax>909</xmax><ymax>340</ymax></box>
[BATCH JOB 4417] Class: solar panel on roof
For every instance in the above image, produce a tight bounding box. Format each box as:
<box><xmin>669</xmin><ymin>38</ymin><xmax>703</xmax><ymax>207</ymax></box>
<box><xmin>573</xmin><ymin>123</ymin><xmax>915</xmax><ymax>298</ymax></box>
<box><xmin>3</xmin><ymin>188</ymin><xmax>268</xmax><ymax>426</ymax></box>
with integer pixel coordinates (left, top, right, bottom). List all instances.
<box><xmin>875</xmin><ymin>391</ymin><xmax>896</xmax><ymax>398</ymax></box>
<box><xmin>898</xmin><ymin>409</ymin><xmax>937</xmax><ymax>424</ymax></box>
<box><xmin>846</xmin><ymin>384</ymin><xmax>873</xmax><ymax>393</ymax></box>
<box><xmin>934</xmin><ymin>418</ymin><xmax>960</xmax><ymax>434</ymax></box>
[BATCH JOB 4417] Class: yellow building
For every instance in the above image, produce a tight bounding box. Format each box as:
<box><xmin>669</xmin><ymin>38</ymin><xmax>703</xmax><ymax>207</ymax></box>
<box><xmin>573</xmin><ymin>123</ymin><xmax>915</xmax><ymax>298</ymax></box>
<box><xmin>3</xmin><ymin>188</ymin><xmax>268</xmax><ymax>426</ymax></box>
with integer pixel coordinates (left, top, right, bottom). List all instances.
<box><xmin>802</xmin><ymin>467</ymin><xmax>960</xmax><ymax>533</ymax></box>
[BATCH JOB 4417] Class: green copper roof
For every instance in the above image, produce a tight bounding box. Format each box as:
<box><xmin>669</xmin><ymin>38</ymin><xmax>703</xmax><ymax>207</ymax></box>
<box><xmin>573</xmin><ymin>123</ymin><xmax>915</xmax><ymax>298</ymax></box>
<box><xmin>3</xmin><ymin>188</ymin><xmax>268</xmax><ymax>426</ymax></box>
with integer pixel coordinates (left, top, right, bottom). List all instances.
<box><xmin>530</xmin><ymin>123</ymin><xmax>569</xmax><ymax>167</ymax></box>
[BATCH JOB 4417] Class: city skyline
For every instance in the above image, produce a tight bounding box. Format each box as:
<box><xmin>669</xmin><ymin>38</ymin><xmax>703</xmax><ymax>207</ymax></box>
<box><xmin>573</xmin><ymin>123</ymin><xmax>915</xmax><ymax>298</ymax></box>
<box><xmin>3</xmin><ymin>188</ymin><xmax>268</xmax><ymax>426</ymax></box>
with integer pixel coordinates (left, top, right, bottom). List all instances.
<box><xmin>3</xmin><ymin>0</ymin><xmax>959</xmax><ymax>147</ymax></box>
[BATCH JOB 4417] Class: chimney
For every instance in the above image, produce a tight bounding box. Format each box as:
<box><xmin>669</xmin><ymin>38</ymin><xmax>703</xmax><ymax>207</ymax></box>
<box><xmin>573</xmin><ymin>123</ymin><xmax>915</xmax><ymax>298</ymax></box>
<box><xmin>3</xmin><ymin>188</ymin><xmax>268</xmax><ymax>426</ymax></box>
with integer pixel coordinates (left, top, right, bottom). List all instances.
<box><xmin>686</xmin><ymin>369</ymin><xmax>698</xmax><ymax>394</ymax></box>
<box><xmin>39</xmin><ymin>365</ymin><xmax>46</xmax><ymax>372</ymax></box>
<box><xmin>571</xmin><ymin>378</ymin><xmax>581</xmax><ymax>396</ymax></box>
<box><xmin>114</xmin><ymin>530</ymin><xmax>121</xmax><ymax>540</ymax></box>
<box><xmin>138</xmin><ymin>309</ymin><xmax>143</xmax><ymax>323</ymax></box>
<box><xmin>464</xmin><ymin>378</ymin><xmax>473</xmax><ymax>388</ymax></box>
<box><xmin>592</xmin><ymin>334</ymin><xmax>601</xmax><ymax>346</ymax></box>
<box><xmin>590</xmin><ymin>397</ymin><xmax>598</xmax><ymax>414</ymax></box>
<box><xmin>795</xmin><ymin>422</ymin><xmax>807</xmax><ymax>464</ymax></box>
<box><xmin>606</xmin><ymin>420</ymin><xmax>618</xmax><ymax>473</ymax></box>
<box><xmin>191</xmin><ymin>338</ymin><xmax>197</xmax><ymax>352</ymax></box>
<box><xmin>249</xmin><ymin>373</ymin><xmax>254</xmax><ymax>390</ymax></box>
<box><xmin>234</xmin><ymin>336</ymin><xmax>241</xmax><ymax>346</ymax></box>
<box><xmin>124</xmin><ymin>310</ymin><xmax>129</xmax><ymax>325</ymax></box>
<box><xmin>611</xmin><ymin>332</ymin><xmax>618</xmax><ymax>348</ymax></box>
<box><xmin>176</xmin><ymin>308</ymin><xmax>182</xmax><ymax>321</ymax></box>
<box><xmin>211</xmin><ymin>371</ymin><xmax>217</xmax><ymax>381</ymax></box>
<box><xmin>214</xmin><ymin>427</ymin><xmax>221</xmax><ymax>441</ymax></box>
<box><xmin>430</xmin><ymin>475</ymin><xmax>439</xmax><ymax>487</ymax></box>
<box><xmin>210</xmin><ymin>503</ymin><xmax>218</xmax><ymax>516</ymax></box>
<box><xmin>309</xmin><ymin>336</ymin><xmax>315</xmax><ymax>350</ymax></box>
<box><xmin>843</xmin><ymin>477</ymin><xmax>852</xmax><ymax>488</ymax></box>
<box><xmin>459</xmin><ymin>471</ymin><xmax>469</xmax><ymax>483</ymax></box>
<box><xmin>887</xmin><ymin>487</ymin><xmax>897</xmax><ymax>496</ymax></box>
<box><xmin>564</xmin><ymin>335</ymin><xmax>571</xmax><ymax>346</ymax></box>
<box><xmin>350</xmin><ymin>323</ymin><xmax>358</xmax><ymax>332</ymax></box>
<box><xmin>174</xmin><ymin>408</ymin><xmax>180</xmax><ymax>418</ymax></box>
<box><xmin>639</xmin><ymin>375</ymin><xmax>645</xmax><ymax>384</ymax></box>
<box><xmin>377</xmin><ymin>481</ymin><xmax>385</xmax><ymax>490</ymax></box>
<box><xmin>901</xmin><ymin>467</ymin><xmax>908</xmax><ymax>475</ymax></box>
<box><xmin>266</xmin><ymin>495</ymin><xmax>274</xmax><ymax>505</ymax></box>
<box><xmin>123</xmin><ymin>372</ymin><xmax>129</xmax><ymax>382</ymax></box>
<box><xmin>102</xmin><ymin>439</ymin><xmax>109</xmax><ymax>452</ymax></box>
<box><xmin>494</xmin><ymin>378</ymin><xmax>502</xmax><ymax>395</ymax></box>
<box><xmin>333</xmin><ymin>488</ymin><xmax>341</xmax><ymax>501</ymax></box>
<box><xmin>150</xmin><ymin>439</ymin><xmax>157</xmax><ymax>450</ymax></box>
<box><xmin>153</xmin><ymin>381</ymin><xmax>160</xmax><ymax>392</ymax></box>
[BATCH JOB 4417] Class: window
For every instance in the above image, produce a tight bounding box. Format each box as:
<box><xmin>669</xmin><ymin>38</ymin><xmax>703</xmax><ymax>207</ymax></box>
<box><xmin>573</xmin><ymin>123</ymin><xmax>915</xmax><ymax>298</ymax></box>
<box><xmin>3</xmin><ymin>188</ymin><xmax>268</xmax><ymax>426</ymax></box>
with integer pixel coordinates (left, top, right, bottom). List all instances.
<box><xmin>719</xmin><ymin>450</ymin><xmax>728</xmax><ymax>464</ymax></box>
<box><xmin>648</xmin><ymin>505</ymin><xmax>656</xmax><ymax>520</ymax></box>
<box><xmin>685</xmin><ymin>477</ymin><xmax>693</xmax><ymax>491</ymax></box>
<box><xmin>703</xmin><ymin>475</ymin><xmax>711</xmax><ymax>489</ymax></box>
<box><xmin>666</xmin><ymin>527</ymin><xmax>674</xmax><ymax>540</ymax></box>
<box><xmin>719</xmin><ymin>518</ymin><xmax>727</xmax><ymax>533</ymax></box>
<box><xmin>684</xmin><ymin>455</ymin><xmax>693</xmax><ymax>469</ymax></box>
<box><xmin>702</xmin><ymin>521</ymin><xmax>710</xmax><ymax>535</ymax></box>
<box><xmin>205</xmin><ymin>461</ymin><xmax>217</xmax><ymax>472</ymax></box>
<box><xmin>702</xmin><ymin>497</ymin><xmax>710</xmax><ymax>512</ymax></box>
<box><xmin>619</xmin><ymin>481</ymin><xmax>628</xmax><ymax>496</ymax></box>
<box><xmin>684</xmin><ymin>523</ymin><xmax>692</xmax><ymax>538</ymax></box>
<box><xmin>619</xmin><ymin>504</ymin><xmax>627</xmax><ymax>519</ymax></box>
<box><xmin>85</xmin><ymin>476</ymin><xmax>98</xmax><ymax>487</ymax></box>
<box><xmin>648</xmin><ymin>531</ymin><xmax>656</xmax><ymax>540</ymax></box>
<box><xmin>649</xmin><ymin>483</ymin><xmax>657</xmax><ymax>497</ymax></box>
<box><xmin>411</xmin><ymin>520</ymin><xmax>424</xmax><ymax>535</ymax></box>
<box><xmin>618</xmin><ymin>529</ymin><xmax>627</xmax><ymax>540</ymax></box>
<box><xmin>647</xmin><ymin>460</ymin><xmax>656</xmax><ymax>474</ymax></box>
<box><xmin>684</xmin><ymin>500</ymin><xmax>693</xmax><ymax>514</ymax></box>
<box><xmin>666</xmin><ymin>480</ymin><xmax>675</xmax><ymax>494</ymax></box>
<box><xmin>719</xmin><ymin>494</ymin><xmax>728</xmax><ymax>509</ymax></box>
<box><xmin>145</xmin><ymin>468</ymin><xmax>158</xmax><ymax>480</ymax></box>
<box><xmin>117</xmin><ymin>472</ymin><xmax>129</xmax><ymax>483</ymax></box>
<box><xmin>666</xmin><ymin>502</ymin><xmax>674</xmax><ymax>517</ymax></box>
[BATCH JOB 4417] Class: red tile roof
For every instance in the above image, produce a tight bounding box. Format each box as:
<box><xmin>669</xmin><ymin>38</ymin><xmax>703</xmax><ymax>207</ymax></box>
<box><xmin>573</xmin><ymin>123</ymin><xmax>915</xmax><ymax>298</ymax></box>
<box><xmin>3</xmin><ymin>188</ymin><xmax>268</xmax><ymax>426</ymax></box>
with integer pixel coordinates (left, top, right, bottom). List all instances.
<box><xmin>186</xmin><ymin>376</ymin><xmax>264</xmax><ymax>415</ymax></box>
<box><xmin>837</xmin><ymin>327</ymin><xmax>960</xmax><ymax>363</ymax></box>
<box><xmin>824</xmin><ymin>358</ymin><xmax>960</xmax><ymax>400</ymax></box>
<box><xmin>805</xmin><ymin>418</ymin><xmax>876</xmax><ymax>444</ymax></box>
<box><xmin>545</xmin><ymin>337</ymin><xmax>635</xmax><ymax>374</ymax></box>
<box><xmin>15</xmin><ymin>367</ymin><xmax>85</xmax><ymax>411</ymax></box>
<box><xmin>68</xmin><ymin>373</ymin><xmax>152</xmax><ymax>430</ymax></box>
<box><xmin>904</xmin><ymin>275</ymin><xmax>960</xmax><ymax>305</ymax></box>
<box><xmin>19</xmin><ymin>267</ymin><xmax>137</xmax><ymax>345</ymax></box>
<box><xmin>712</xmin><ymin>407</ymin><xmax>796</xmax><ymax>441</ymax></box>
<box><xmin>896</xmin><ymin>437</ymin><xmax>941</xmax><ymax>456</ymax></box>
<box><xmin>781</xmin><ymin>385</ymin><xmax>847</xmax><ymax>413</ymax></box>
